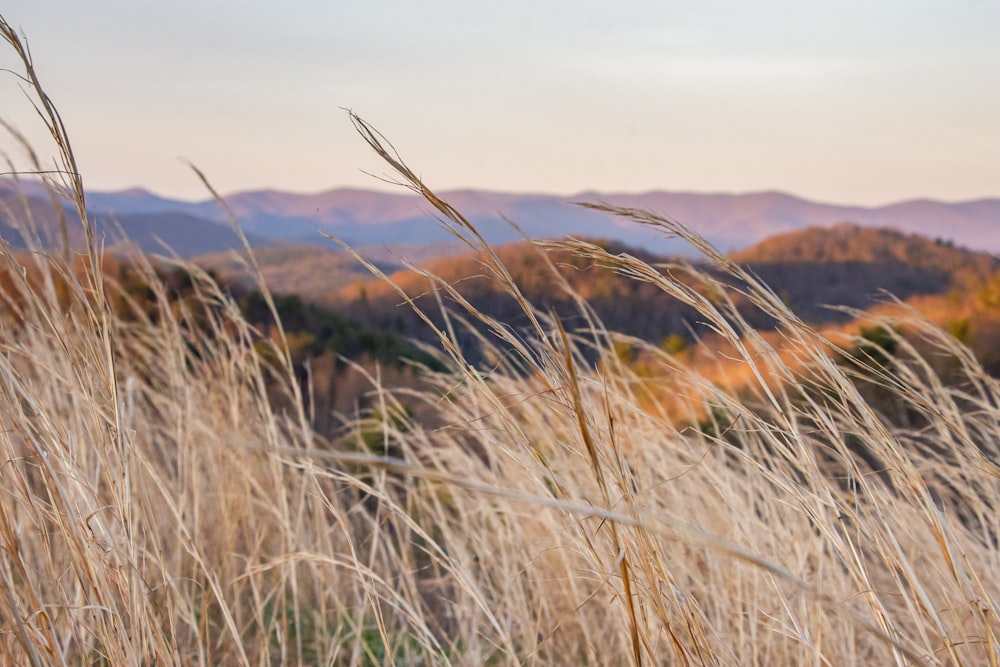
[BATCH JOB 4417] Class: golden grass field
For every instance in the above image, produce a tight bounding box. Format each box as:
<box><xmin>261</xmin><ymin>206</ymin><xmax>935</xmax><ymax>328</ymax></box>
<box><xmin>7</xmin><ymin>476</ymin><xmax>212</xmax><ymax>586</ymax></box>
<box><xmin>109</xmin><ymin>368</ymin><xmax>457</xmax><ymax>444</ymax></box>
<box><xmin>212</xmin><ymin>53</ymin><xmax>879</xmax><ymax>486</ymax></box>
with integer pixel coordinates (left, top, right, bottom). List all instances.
<box><xmin>2</xmin><ymin>17</ymin><xmax>999</xmax><ymax>665</ymax></box>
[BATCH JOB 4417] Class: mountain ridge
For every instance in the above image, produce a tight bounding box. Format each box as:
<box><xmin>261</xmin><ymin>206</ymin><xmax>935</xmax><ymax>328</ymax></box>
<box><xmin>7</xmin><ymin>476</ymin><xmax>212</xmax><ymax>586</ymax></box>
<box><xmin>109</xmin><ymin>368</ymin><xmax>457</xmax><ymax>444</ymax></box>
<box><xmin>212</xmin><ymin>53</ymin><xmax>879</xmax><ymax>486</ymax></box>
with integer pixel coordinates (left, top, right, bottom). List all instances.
<box><xmin>2</xmin><ymin>177</ymin><xmax>997</xmax><ymax>258</ymax></box>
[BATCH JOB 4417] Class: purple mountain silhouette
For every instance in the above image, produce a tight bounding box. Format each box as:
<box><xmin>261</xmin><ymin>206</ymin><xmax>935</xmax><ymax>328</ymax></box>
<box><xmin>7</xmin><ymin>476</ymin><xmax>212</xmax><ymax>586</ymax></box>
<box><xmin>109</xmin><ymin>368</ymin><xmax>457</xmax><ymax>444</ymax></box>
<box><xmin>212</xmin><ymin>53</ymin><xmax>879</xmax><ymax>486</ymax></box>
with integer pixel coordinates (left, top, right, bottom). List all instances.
<box><xmin>3</xmin><ymin>178</ymin><xmax>997</xmax><ymax>258</ymax></box>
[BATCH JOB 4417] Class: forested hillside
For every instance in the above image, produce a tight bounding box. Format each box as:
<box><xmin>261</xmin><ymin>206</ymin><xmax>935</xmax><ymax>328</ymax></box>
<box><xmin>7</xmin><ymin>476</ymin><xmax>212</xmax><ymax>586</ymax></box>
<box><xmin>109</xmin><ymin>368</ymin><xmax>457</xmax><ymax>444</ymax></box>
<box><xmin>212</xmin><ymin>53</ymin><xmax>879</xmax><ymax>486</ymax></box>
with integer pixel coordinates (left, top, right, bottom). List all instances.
<box><xmin>322</xmin><ymin>225</ymin><xmax>998</xmax><ymax>360</ymax></box>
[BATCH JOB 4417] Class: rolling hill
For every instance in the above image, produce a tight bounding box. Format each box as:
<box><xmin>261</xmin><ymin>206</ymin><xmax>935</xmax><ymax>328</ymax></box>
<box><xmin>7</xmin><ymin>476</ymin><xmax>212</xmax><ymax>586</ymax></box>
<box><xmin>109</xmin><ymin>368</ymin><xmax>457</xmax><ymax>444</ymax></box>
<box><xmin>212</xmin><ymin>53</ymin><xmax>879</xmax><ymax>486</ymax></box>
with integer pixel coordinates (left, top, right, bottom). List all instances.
<box><xmin>320</xmin><ymin>225</ymin><xmax>999</xmax><ymax>359</ymax></box>
<box><xmin>732</xmin><ymin>223</ymin><xmax>999</xmax><ymax>321</ymax></box>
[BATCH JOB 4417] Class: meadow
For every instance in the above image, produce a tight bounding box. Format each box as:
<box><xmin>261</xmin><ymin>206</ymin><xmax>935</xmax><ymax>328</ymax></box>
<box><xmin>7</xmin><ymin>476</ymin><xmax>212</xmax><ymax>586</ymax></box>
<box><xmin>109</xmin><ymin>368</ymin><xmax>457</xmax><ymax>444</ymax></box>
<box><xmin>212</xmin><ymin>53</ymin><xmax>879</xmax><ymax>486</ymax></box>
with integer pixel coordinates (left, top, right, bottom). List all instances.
<box><xmin>2</xmin><ymin>18</ymin><xmax>999</xmax><ymax>665</ymax></box>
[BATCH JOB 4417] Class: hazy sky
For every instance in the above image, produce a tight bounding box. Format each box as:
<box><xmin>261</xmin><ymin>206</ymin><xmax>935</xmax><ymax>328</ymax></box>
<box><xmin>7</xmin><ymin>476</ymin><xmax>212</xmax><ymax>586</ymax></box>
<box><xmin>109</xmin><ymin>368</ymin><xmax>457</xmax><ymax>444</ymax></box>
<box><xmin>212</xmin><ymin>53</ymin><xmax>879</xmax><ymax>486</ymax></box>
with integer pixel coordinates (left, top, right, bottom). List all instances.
<box><xmin>1</xmin><ymin>1</ymin><xmax>997</xmax><ymax>205</ymax></box>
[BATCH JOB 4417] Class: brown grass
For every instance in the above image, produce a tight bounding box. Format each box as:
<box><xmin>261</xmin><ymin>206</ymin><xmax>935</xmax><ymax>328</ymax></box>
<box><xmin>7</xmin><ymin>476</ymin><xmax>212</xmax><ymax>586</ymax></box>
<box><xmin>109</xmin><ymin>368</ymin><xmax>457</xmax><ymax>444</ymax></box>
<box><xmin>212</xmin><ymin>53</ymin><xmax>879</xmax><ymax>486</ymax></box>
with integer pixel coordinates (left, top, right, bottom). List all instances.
<box><xmin>2</xmin><ymin>16</ymin><xmax>999</xmax><ymax>665</ymax></box>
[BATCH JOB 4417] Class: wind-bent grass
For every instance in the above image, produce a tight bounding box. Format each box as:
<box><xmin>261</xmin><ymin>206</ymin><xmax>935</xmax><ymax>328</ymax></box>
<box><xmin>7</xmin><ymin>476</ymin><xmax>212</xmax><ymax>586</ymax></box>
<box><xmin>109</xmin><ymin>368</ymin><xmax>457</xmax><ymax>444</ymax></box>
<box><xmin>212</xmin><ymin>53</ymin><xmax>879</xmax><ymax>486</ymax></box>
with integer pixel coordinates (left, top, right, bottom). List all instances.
<box><xmin>3</xmin><ymin>17</ymin><xmax>1000</xmax><ymax>665</ymax></box>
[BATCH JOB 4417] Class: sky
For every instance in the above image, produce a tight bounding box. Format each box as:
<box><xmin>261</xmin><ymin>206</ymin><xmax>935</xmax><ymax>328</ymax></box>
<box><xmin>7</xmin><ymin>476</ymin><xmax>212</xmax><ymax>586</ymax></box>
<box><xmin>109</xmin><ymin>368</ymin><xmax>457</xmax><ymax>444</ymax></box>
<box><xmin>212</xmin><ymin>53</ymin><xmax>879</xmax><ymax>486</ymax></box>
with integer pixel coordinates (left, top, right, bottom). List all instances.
<box><xmin>1</xmin><ymin>1</ymin><xmax>998</xmax><ymax>206</ymax></box>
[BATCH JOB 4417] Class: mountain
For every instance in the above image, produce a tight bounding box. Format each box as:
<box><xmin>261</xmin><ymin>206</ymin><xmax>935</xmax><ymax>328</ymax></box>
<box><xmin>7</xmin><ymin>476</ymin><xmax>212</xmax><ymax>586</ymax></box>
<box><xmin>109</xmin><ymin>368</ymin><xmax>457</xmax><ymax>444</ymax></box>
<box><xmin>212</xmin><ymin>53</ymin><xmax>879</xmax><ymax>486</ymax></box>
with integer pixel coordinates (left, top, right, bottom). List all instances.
<box><xmin>320</xmin><ymin>226</ymin><xmax>999</xmax><ymax>359</ymax></box>
<box><xmin>0</xmin><ymin>187</ymin><xmax>270</xmax><ymax>256</ymax></box>
<box><xmin>732</xmin><ymin>223</ymin><xmax>999</xmax><ymax>321</ymax></box>
<box><xmin>85</xmin><ymin>186</ymin><xmax>1000</xmax><ymax>256</ymax></box>
<box><xmin>0</xmin><ymin>188</ymin><xmax>80</xmax><ymax>249</ymax></box>
<box><xmin>3</xmin><ymin>178</ymin><xmax>998</xmax><ymax>259</ymax></box>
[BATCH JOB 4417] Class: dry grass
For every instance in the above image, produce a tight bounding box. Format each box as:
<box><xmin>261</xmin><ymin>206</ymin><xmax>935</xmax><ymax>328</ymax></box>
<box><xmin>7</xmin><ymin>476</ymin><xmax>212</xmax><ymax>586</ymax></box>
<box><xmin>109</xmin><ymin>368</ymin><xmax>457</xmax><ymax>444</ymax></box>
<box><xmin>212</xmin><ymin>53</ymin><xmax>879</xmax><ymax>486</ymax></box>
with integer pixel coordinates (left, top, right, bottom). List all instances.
<box><xmin>2</xmin><ymin>17</ymin><xmax>1000</xmax><ymax>665</ymax></box>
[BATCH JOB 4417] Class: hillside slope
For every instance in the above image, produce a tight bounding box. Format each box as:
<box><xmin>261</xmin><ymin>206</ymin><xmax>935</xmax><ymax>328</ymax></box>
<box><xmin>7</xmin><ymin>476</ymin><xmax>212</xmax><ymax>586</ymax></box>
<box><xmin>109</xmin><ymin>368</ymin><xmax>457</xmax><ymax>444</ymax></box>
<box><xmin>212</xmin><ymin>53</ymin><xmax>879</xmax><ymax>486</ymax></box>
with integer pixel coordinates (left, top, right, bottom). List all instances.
<box><xmin>324</xmin><ymin>226</ymin><xmax>997</xmax><ymax>356</ymax></box>
<box><xmin>732</xmin><ymin>223</ymin><xmax>999</xmax><ymax>320</ymax></box>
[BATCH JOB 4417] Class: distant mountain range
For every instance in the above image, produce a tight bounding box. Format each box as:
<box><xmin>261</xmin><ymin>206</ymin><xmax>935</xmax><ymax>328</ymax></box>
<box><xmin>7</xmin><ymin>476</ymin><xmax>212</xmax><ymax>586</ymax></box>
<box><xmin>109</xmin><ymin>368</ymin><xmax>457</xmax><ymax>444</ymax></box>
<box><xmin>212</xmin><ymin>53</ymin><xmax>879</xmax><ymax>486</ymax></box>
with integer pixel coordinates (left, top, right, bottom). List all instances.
<box><xmin>1</xmin><ymin>178</ymin><xmax>997</xmax><ymax>259</ymax></box>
